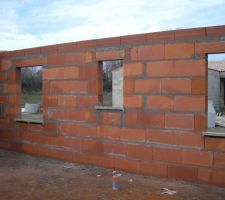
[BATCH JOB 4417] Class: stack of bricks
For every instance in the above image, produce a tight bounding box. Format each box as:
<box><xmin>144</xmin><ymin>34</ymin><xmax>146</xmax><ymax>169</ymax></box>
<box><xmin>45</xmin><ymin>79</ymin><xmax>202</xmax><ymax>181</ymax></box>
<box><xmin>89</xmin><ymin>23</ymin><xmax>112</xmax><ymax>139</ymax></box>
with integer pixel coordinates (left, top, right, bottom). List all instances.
<box><xmin>0</xmin><ymin>25</ymin><xmax>225</xmax><ymax>186</ymax></box>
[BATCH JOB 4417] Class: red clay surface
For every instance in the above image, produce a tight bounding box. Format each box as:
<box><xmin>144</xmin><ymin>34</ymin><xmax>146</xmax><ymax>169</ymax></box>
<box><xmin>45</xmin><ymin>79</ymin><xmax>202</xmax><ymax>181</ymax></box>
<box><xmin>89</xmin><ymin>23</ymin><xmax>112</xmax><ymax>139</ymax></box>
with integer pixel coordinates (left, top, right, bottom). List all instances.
<box><xmin>0</xmin><ymin>149</ymin><xmax>225</xmax><ymax>200</ymax></box>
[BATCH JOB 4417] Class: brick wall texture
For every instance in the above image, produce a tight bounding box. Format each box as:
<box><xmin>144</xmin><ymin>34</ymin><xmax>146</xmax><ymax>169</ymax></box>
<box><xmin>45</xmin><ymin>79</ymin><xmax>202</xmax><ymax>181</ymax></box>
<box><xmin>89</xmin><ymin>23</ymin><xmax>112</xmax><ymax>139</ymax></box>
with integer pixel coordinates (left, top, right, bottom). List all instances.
<box><xmin>1</xmin><ymin>25</ymin><xmax>225</xmax><ymax>187</ymax></box>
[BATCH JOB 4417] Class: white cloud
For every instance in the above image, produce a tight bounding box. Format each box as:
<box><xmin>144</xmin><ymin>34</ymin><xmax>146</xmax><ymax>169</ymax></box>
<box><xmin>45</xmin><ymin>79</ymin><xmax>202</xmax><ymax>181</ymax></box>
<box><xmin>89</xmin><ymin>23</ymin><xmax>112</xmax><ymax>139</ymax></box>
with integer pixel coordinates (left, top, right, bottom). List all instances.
<box><xmin>1</xmin><ymin>0</ymin><xmax>225</xmax><ymax>50</ymax></box>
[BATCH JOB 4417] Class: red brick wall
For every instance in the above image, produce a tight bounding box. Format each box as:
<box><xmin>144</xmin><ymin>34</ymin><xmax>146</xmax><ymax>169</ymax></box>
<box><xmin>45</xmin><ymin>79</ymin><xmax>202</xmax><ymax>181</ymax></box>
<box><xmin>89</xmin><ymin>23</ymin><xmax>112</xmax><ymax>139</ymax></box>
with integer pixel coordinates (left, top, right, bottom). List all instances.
<box><xmin>1</xmin><ymin>25</ymin><xmax>225</xmax><ymax>186</ymax></box>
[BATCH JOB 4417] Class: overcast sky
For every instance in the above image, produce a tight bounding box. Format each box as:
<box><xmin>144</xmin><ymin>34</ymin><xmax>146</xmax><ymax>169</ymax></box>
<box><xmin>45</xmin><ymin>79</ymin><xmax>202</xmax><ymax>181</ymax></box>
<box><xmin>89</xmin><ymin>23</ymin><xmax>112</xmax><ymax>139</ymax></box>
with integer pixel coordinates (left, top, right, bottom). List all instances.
<box><xmin>1</xmin><ymin>0</ymin><xmax>225</xmax><ymax>51</ymax></box>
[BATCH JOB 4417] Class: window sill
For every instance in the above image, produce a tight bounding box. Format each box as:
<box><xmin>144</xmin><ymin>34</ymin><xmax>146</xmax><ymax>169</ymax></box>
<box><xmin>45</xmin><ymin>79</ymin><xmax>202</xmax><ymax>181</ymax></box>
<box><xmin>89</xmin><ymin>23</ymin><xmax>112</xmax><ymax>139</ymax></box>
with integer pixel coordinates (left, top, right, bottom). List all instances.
<box><xmin>95</xmin><ymin>105</ymin><xmax>124</xmax><ymax>111</ymax></box>
<box><xmin>203</xmin><ymin>129</ymin><xmax>225</xmax><ymax>137</ymax></box>
<box><xmin>15</xmin><ymin>113</ymin><xmax>44</xmax><ymax>124</ymax></box>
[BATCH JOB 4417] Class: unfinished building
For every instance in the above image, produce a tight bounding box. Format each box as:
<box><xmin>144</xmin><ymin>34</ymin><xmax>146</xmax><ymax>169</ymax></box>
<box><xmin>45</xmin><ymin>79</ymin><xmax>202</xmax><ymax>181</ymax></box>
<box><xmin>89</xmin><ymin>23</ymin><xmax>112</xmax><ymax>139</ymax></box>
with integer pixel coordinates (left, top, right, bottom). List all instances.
<box><xmin>0</xmin><ymin>25</ymin><xmax>225</xmax><ymax>187</ymax></box>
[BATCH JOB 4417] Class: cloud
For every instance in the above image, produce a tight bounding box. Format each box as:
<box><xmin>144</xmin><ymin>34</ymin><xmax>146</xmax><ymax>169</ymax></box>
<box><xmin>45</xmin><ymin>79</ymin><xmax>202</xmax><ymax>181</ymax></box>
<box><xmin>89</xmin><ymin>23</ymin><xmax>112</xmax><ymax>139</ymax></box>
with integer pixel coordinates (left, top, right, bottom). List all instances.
<box><xmin>1</xmin><ymin>0</ymin><xmax>225</xmax><ymax>50</ymax></box>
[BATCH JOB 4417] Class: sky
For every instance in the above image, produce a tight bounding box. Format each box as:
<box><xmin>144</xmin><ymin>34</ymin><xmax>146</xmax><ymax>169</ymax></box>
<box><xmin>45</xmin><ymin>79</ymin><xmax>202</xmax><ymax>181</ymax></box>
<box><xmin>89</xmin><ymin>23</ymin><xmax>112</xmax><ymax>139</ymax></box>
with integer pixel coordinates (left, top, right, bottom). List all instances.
<box><xmin>1</xmin><ymin>0</ymin><xmax>225</xmax><ymax>52</ymax></box>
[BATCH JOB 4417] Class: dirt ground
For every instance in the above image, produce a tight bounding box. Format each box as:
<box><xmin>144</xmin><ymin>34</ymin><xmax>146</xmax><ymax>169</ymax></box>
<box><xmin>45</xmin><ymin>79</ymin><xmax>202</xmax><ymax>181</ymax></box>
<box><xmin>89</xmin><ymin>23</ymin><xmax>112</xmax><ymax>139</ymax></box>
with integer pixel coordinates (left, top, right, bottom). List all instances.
<box><xmin>0</xmin><ymin>149</ymin><xmax>225</xmax><ymax>200</ymax></box>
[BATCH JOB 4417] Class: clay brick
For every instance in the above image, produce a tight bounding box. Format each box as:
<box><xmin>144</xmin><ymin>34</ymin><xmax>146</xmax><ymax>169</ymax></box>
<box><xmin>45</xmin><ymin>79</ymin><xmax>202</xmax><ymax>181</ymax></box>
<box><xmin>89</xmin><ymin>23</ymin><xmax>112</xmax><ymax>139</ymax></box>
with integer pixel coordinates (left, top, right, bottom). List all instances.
<box><xmin>81</xmin><ymin>139</ymin><xmax>104</xmax><ymax>154</ymax></box>
<box><xmin>48</xmin><ymin>108</ymin><xmax>95</xmax><ymax>122</ymax></box>
<box><xmin>214</xmin><ymin>152</ymin><xmax>225</xmax><ymax>169</ymax></box>
<box><xmin>113</xmin><ymin>157</ymin><xmax>139</xmax><ymax>173</ymax></box>
<box><xmin>131</xmin><ymin>44</ymin><xmax>164</xmax><ymax>61</ymax></box>
<box><xmin>48</xmin><ymin>52</ymin><xmax>87</xmax><ymax>66</ymax></box>
<box><xmin>43</xmin><ymin>95</ymin><xmax>59</xmax><ymax>106</ymax></box>
<box><xmin>146</xmin><ymin>61</ymin><xmax>174</xmax><ymax>77</ymax></box>
<box><xmin>13</xmin><ymin>57</ymin><xmax>47</xmax><ymax>67</ymax></box>
<box><xmin>24</xmin><ymin>47</ymin><xmax>41</xmax><ymax>55</ymax></box>
<box><xmin>174</xmin><ymin>27</ymin><xmax>206</xmax><ymax>39</ymax></box>
<box><xmin>125</xmin><ymin>112</ymin><xmax>165</xmax><ymax>128</ymax></box>
<box><xmin>43</xmin><ymin>122</ymin><xmax>58</xmax><ymax>134</ymax></box>
<box><xmin>130</xmin><ymin>47</ymin><xmax>138</xmax><ymax>60</ymax></box>
<box><xmin>1</xmin><ymin>60</ymin><xmax>11</xmax><ymax>70</ymax></box>
<box><xmin>90</xmin><ymin>154</ymin><xmax>114</xmax><ymax>169</ymax></box>
<box><xmin>165</xmin><ymin>114</ymin><xmax>194</xmax><ymax>130</ymax></box>
<box><xmin>145</xmin><ymin>129</ymin><xmax>175</xmax><ymax>145</ymax></box>
<box><xmin>24</xmin><ymin>123</ymin><xmax>44</xmax><ymax>132</ymax></box>
<box><xmin>40</xmin><ymin>44</ymin><xmax>58</xmax><ymax>53</ymax></box>
<box><xmin>65</xmin><ymin>52</ymin><xmax>88</xmax><ymax>64</ymax></box>
<box><xmin>0</xmin><ymin>73</ymin><xmax>5</xmax><ymax>82</ymax></box>
<box><xmin>124</xmin><ymin>79</ymin><xmax>135</xmax><ymax>94</ymax></box>
<box><xmin>104</xmin><ymin>141</ymin><xmax>126</xmax><ymax>155</ymax></box>
<box><xmin>44</xmin><ymin>95</ymin><xmax>78</xmax><ymax>107</ymax></box>
<box><xmin>147</xmin><ymin>96</ymin><xmax>174</xmax><ymax>111</ymax></box>
<box><xmin>62</xmin><ymin>137</ymin><xmax>82</xmax><ymax>150</ymax></box>
<box><xmin>126</xmin><ymin>144</ymin><xmax>152</xmax><ymax>160</ymax></box>
<box><xmin>165</xmin><ymin>42</ymin><xmax>194</xmax><ymax>59</ymax></box>
<box><xmin>168</xmin><ymin>165</ymin><xmax>198</xmax><ymax>182</ymax></box>
<box><xmin>99</xmin><ymin>112</ymin><xmax>121</xmax><ymax>126</ymax></box>
<box><xmin>140</xmin><ymin>113</ymin><xmax>165</xmax><ymax>128</ymax></box>
<box><xmin>43</xmin><ymin>67</ymin><xmax>79</xmax><ymax>80</ymax></box>
<box><xmin>162</xmin><ymin>78</ymin><xmax>191</xmax><ymax>94</ymax></box>
<box><xmin>58</xmin><ymin>42</ymin><xmax>77</xmax><ymax>52</ymax></box>
<box><xmin>4</xmin><ymin>84</ymin><xmax>21</xmax><ymax>93</ymax></box>
<box><xmin>191</xmin><ymin>77</ymin><xmax>206</xmax><ymax>95</ymax></box>
<box><xmin>42</xmin><ymin>81</ymin><xmax>50</xmax><ymax>94</ymax></box>
<box><xmin>174</xmin><ymin>59</ymin><xmax>206</xmax><ymax>76</ymax></box>
<box><xmin>85</xmin><ymin>52</ymin><xmax>96</xmax><ymax>63</ymax></box>
<box><xmin>60</xmin><ymin>123</ymin><xmax>97</xmax><ymax>137</ymax></box>
<box><xmin>174</xmin><ymin>133</ymin><xmax>204</xmax><ymax>148</ymax></box>
<box><xmin>76</xmin><ymin>96</ymin><xmax>98</xmax><ymax>107</ymax></box>
<box><xmin>7</xmin><ymin>70</ymin><xmax>20</xmax><ymax>82</ymax></box>
<box><xmin>8</xmin><ymin>95</ymin><xmax>21</xmax><ymax>105</ymax></box>
<box><xmin>174</xmin><ymin>96</ymin><xmax>205</xmax><ymax>112</ymax></box>
<box><xmin>124</xmin><ymin>62</ymin><xmax>143</xmax><ymax>77</ymax></box>
<box><xmin>49</xmin><ymin>80</ymin><xmax>88</xmax><ymax>94</ymax></box>
<box><xmin>205</xmin><ymin>137</ymin><xmax>225</xmax><ymax>152</ymax></box>
<box><xmin>142</xmin><ymin>44</ymin><xmax>164</xmax><ymax>60</ymax></box>
<box><xmin>147</xmin><ymin>30</ymin><xmax>175</xmax><ymax>42</ymax></box>
<box><xmin>146</xmin><ymin>130</ymin><xmax>203</xmax><ymax>148</ymax></box>
<box><xmin>198</xmin><ymin>168</ymin><xmax>213</xmax><ymax>184</ymax></box>
<box><xmin>96</xmin><ymin>37</ymin><xmax>120</xmax><ymax>47</ymax></box>
<box><xmin>195</xmin><ymin>114</ymin><xmax>207</xmax><ymax>132</ymax></box>
<box><xmin>195</xmin><ymin>41</ymin><xmax>225</xmax><ymax>54</ymax></box>
<box><xmin>206</xmin><ymin>25</ymin><xmax>225</xmax><ymax>36</ymax></box>
<box><xmin>134</xmin><ymin>79</ymin><xmax>161</xmax><ymax>93</ymax></box>
<box><xmin>121</xmin><ymin>33</ymin><xmax>146</xmax><ymax>45</ymax></box>
<box><xmin>98</xmin><ymin>126</ymin><xmax>120</xmax><ymax>140</ymax></box>
<box><xmin>120</xmin><ymin>127</ymin><xmax>145</xmax><ymax>142</ymax></box>
<box><xmin>48</xmin><ymin>54</ymin><xmax>65</xmax><ymax>66</ymax></box>
<box><xmin>96</xmin><ymin>50</ymin><xmax>125</xmax><ymax>61</ymax></box>
<box><xmin>140</xmin><ymin>161</ymin><xmax>167</xmax><ymax>177</ymax></box>
<box><xmin>124</xmin><ymin>95</ymin><xmax>143</xmax><ymax>109</ymax></box>
<box><xmin>5</xmin><ymin>49</ymin><xmax>24</xmax><ymax>57</ymax></box>
<box><xmin>76</xmin><ymin>39</ymin><xmax>96</xmax><ymax>49</ymax></box>
<box><xmin>153</xmin><ymin>147</ymin><xmax>182</xmax><ymax>163</ymax></box>
<box><xmin>0</xmin><ymin>95</ymin><xmax>6</xmax><ymax>103</ymax></box>
<box><xmin>212</xmin><ymin>170</ymin><xmax>225</xmax><ymax>186</ymax></box>
<box><xmin>182</xmin><ymin>150</ymin><xmax>213</xmax><ymax>167</ymax></box>
<box><xmin>78</xmin><ymin>66</ymin><xmax>98</xmax><ymax>79</ymax></box>
<box><xmin>0</xmin><ymin>118</ymin><xmax>9</xmax><ymax>126</ymax></box>
<box><xmin>5</xmin><ymin>106</ymin><xmax>20</xmax><ymax>116</ymax></box>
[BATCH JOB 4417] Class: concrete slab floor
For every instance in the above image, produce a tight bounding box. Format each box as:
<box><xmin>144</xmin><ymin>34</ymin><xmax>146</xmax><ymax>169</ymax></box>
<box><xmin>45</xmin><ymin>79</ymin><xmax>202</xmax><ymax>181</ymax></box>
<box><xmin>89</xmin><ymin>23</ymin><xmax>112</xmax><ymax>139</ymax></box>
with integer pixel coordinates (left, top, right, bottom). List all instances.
<box><xmin>0</xmin><ymin>149</ymin><xmax>225</xmax><ymax>200</ymax></box>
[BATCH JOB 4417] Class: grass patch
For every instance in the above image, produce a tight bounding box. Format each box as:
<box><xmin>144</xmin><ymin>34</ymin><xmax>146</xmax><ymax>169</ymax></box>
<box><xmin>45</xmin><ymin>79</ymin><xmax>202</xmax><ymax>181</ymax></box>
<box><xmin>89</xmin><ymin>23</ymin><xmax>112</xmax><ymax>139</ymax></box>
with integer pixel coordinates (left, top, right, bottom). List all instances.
<box><xmin>103</xmin><ymin>92</ymin><xmax>112</xmax><ymax>107</ymax></box>
<box><xmin>22</xmin><ymin>92</ymin><xmax>42</xmax><ymax>104</ymax></box>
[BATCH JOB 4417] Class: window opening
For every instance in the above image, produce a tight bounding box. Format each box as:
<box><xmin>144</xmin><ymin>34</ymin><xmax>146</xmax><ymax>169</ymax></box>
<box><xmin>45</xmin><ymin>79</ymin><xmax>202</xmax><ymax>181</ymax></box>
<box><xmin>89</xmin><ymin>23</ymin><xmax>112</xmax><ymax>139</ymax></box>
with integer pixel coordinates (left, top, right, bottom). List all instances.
<box><xmin>15</xmin><ymin>66</ymin><xmax>43</xmax><ymax>124</ymax></box>
<box><xmin>205</xmin><ymin>53</ymin><xmax>225</xmax><ymax>136</ymax></box>
<box><xmin>101</xmin><ymin>60</ymin><xmax>123</xmax><ymax>108</ymax></box>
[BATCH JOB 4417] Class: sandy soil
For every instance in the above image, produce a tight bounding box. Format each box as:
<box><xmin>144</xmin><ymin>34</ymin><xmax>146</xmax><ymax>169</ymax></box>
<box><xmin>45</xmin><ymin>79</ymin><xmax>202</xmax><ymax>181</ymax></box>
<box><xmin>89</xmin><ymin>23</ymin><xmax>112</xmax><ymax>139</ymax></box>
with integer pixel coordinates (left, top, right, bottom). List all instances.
<box><xmin>0</xmin><ymin>149</ymin><xmax>225</xmax><ymax>200</ymax></box>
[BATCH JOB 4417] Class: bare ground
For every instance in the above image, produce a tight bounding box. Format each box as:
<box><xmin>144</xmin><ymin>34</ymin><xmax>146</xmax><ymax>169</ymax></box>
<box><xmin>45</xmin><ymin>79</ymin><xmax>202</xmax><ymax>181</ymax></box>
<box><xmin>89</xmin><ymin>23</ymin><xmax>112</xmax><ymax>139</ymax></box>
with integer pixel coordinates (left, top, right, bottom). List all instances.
<box><xmin>0</xmin><ymin>149</ymin><xmax>225</xmax><ymax>200</ymax></box>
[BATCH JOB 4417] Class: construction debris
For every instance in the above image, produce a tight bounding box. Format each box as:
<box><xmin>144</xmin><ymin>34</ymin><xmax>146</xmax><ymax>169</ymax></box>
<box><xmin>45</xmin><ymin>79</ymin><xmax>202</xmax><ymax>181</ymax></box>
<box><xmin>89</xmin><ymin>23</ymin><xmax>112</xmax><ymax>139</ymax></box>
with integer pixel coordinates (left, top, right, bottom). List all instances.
<box><xmin>216</xmin><ymin>116</ymin><xmax>225</xmax><ymax>128</ymax></box>
<box><xmin>160</xmin><ymin>188</ymin><xmax>177</xmax><ymax>195</ymax></box>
